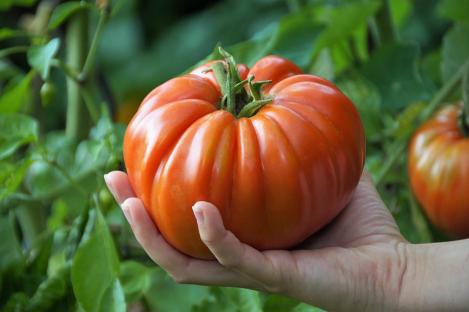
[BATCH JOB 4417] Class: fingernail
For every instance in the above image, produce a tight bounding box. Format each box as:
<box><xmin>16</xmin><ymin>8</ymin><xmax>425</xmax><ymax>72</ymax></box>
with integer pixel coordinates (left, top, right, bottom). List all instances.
<box><xmin>104</xmin><ymin>174</ymin><xmax>114</xmax><ymax>194</ymax></box>
<box><xmin>122</xmin><ymin>202</ymin><xmax>133</xmax><ymax>225</ymax></box>
<box><xmin>104</xmin><ymin>174</ymin><xmax>120</xmax><ymax>203</ymax></box>
<box><xmin>192</xmin><ymin>204</ymin><xmax>204</xmax><ymax>225</ymax></box>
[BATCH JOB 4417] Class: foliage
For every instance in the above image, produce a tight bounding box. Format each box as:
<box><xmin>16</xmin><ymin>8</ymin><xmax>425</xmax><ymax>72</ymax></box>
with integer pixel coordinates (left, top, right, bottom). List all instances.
<box><xmin>0</xmin><ymin>0</ymin><xmax>468</xmax><ymax>310</ymax></box>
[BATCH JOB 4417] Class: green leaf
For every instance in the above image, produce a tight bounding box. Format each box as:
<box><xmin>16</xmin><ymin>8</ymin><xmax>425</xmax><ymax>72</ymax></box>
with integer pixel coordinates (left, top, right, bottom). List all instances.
<box><xmin>313</xmin><ymin>0</ymin><xmax>381</xmax><ymax>50</ymax></box>
<box><xmin>195</xmin><ymin>287</ymin><xmax>262</xmax><ymax>312</ymax></box>
<box><xmin>28</xmin><ymin>232</ymin><xmax>53</xmax><ymax>275</ymax></box>
<box><xmin>441</xmin><ymin>23</ymin><xmax>469</xmax><ymax>82</ymax></box>
<box><xmin>336</xmin><ymin>71</ymin><xmax>383</xmax><ymax>141</ymax></box>
<box><xmin>0</xmin><ymin>28</ymin><xmax>26</xmax><ymax>41</ymax></box>
<box><xmin>293</xmin><ymin>303</ymin><xmax>326</xmax><ymax>312</ymax></box>
<box><xmin>0</xmin><ymin>113</ymin><xmax>38</xmax><ymax>159</ymax></box>
<box><xmin>28</xmin><ymin>268</ymin><xmax>68</xmax><ymax>311</ymax></box>
<box><xmin>389</xmin><ymin>0</ymin><xmax>412</xmax><ymax>27</ymax></box>
<box><xmin>270</xmin><ymin>17</ymin><xmax>323</xmax><ymax>68</ymax></box>
<box><xmin>263</xmin><ymin>294</ymin><xmax>301</xmax><ymax>311</ymax></box>
<box><xmin>119</xmin><ymin>261</ymin><xmax>152</xmax><ymax>303</ymax></box>
<box><xmin>24</xmin><ymin>132</ymin><xmax>76</xmax><ymax>201</ymax></box>
<box><xmin>361</xmin><ymin>43</ymin><xmax>431</xmax><ymax>111</ymax></box>
<box><xmin>25</xmin><ymin>118</ymin><xmax>123</xmax><ymax>202</ymax></box>
<box><xmin>2</xmin><ymin>293</ymin><xmax>29</xmax><ymax>312</ymax></box>
<box><xmin>421</xmin><ymin>50</ymin><xmax>442</xmax><ymax>86</ymax></box>
<box><xmin>310</xmin><ymin>49</ymin><xmax>334</xmax><ymax>80</ymax></box>
<box><xmin>47</xmin><ymin>199</ymin><xmax>69</xmax><ymax>230</ymax></box>
<box><xmin>202</xmin><ymin>11</ymin><xmax>323</xmax><ymax>69</ymax></box>
<box><xmin>0</xmin><ymin>71</ymin><xmax>34</xmax><ymax>113</ymax></box>
<box><xmin>49</xmin><ymin>1</ymin><xmax>93</xmax><ymax>30</ymax></box>
<box><xmin>98</xmin><ymin>279</ymin><xmax>126</xmax><ymax>312</ymax></box>
<box><xmin>0</xmin><ymin>216</ymin><xmax>25</xmax><ymax>273</ymax></box>
<box><xmin>0</xmin><ymin>0</ymin><xmax>37</xmax><ymax>10</ymax></box>
<box><xmin>27</xmin><ymin>38</ymin><xmax>60</xmax><ymax>81</ymax></box>
<box><xmin>105</xmin><ymin>0</ymin><xmax>288</xmax><ymax>98</ymax></box>
<box><xmin>0</xmin><ymin>59</ymin><xmax>20</xmax><ymax>81</ymax></box>
<box><xmin>0</xmin><ymin>159</ymin><xmax>32</xmax><ymax>202</ymax></box>
<box><xmin>72</xmin><ymin>208</ymin><xmax>123</xmax><ymax>312</ymax></box>
<box><xmin>145</xmin><ymin>268</ymin><xmax>212</xmax><ymax>312</ymax></box>
<box><xmin>437</xmin><ymin>0</ymin><xmax>469</xmax><ymax>22</ymax></box>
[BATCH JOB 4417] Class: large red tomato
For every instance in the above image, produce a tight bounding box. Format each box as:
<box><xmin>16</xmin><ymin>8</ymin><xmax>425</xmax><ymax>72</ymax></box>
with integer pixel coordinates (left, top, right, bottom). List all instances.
<box><xmin>408</xmin><ymin>103</ymin><xmax>469</xmax><ymax>237</ymax></box>
<box><xmin>124</xmin><ymin>53</ymin><xmax>366</xmax><ymax>259</ymax></box>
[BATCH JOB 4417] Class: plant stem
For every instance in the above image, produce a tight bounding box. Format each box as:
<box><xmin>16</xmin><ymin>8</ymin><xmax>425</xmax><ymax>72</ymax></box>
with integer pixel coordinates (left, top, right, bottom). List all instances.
<box><xmin>0</xmin><ymin>46</ymin><xmax>29</xmax><ymax>58</ymax></box>
<box><xmin>80</xmin><ymin>9</ymin><xmax>108</xmax><ymax>82</ymax></box>
<box><xmin>81</xmin><ymin>87</ymin><xmax>100</xmax><ymax>122</ymax></box>
<box><xmin>65</xmin><ymin>11</ymin><xmax>89</xmax><ymax>141</ymax></box>
<box><xmin>51</xmin><ymin>59</ymin><xmax>80</xmax><ymax>83</ymax></box>
<box><xmin>16</xmin><ymin>204</ymin><xmax>46</xmax><ymax>247</ymax></box>
<box><xmin>419</xmin><ymin>59</ymin><xmax>469</xmax><ymax>124</ymax></box>
<box><xmin>375</xmin><ymin>58</ymin><xmax>469</xmax><ymax>186</ymax></box>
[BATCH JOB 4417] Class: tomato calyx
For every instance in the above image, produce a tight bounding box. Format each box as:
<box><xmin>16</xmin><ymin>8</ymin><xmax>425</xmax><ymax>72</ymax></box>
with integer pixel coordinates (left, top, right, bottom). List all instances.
<box><xmin>211</xmin><ymin>47</ymin><xmax>272</xmax><ymax>118</ymax></box>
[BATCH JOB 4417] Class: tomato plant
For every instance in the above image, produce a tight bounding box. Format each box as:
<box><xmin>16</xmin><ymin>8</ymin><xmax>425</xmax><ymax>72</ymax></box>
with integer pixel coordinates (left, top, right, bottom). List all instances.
<box><xmin>1</xmin><ymin>0</ymin><xmax>469</xmax><ymax>310</ymax></box>
<box><xmin>124</xmin><ymin>51</ymin><xmax>365</xmax><ymax>259</ymax></box>
<box><xmin>408</xmin><ymin>102</ymin><xmax>469</xmax><ymax>237</ymax></box>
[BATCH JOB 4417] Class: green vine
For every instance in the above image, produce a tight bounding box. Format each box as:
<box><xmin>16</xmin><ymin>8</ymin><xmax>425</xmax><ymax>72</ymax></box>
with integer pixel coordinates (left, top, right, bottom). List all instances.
<box><xmin>65</xmin><ymin>3</ymin><xmax>110</xmax><ymax>140</ymax></box>
<box><xmin>65</xmin><ymin>11</ymin><xmax>89</xmax><ymax>141</ymax></box>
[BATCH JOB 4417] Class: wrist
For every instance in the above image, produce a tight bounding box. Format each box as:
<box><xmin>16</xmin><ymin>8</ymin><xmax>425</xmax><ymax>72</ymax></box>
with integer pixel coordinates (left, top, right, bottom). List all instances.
<box><xmin>396</xmin><ymin>240</ymin><xmax>469</xmax><ymax>311</ymax></box>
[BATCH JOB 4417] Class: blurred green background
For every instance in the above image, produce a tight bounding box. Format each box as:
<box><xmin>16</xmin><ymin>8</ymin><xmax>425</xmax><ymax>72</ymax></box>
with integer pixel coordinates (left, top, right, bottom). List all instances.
<box><xmin>1</xmin><ymin>0</ymin><xmax>468</xmax><ymax>311</ymax></box>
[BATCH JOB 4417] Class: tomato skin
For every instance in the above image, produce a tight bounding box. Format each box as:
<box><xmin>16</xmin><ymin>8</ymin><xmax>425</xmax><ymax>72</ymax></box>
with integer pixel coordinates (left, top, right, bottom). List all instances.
<box><xmin>248</xmin><ymin>55</ymin><xmax>302</xmax><ymax>93</ymax></box>
<box><xmin>124</xmin><ymin>56</ymin><xmax>366</xmax><ymax>259</ymax></box>
<box><xmin>408</xmin><ymin>104</ymin><xmax>469</xmax><ymax>238</ymax></box>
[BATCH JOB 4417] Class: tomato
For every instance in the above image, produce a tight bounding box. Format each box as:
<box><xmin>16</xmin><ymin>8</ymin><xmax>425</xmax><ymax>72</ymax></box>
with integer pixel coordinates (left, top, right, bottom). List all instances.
<box><xmin>124</xmin><ymin>52</ymin><xmax>366</xmax><ymax>259</ymax></box>
<box><xmin>408</xmin><ymin>103</ymin><xmax>469</xmax><ymax>238</ymax></box>
<box><xmin>40</xmin><ymin>82</ymin><xmax>55</xmax><ymax>107</ymax></box>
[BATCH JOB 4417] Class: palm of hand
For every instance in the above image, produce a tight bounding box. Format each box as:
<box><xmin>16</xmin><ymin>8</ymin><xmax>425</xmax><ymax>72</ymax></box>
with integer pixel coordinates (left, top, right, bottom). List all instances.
<box><xmin>104</xmin><ymin>171</ymin><xmax>408</xmax><ymax>311</ymax></box>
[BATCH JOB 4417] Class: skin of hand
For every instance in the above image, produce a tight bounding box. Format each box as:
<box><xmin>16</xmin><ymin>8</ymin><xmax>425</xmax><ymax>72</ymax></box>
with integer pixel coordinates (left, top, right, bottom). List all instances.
<box><xmin>104</xmin><ymin>171</ymin><xmax>469</xmax><ymax>311</ymax></box>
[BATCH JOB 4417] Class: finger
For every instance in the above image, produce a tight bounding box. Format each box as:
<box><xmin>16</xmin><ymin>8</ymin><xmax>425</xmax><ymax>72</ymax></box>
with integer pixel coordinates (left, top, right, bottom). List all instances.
<box><xmin>104</xmin><ymin>171</ymin><xmax>136</xmax><ymax>204</ymax></box>
<box><xmin>121</xmin><ymin>197</ymin><xmax>254</xmax><ymax>288</ymax></box>
<box><xmin>193</xmin><ymin>201</ymin><xmax>282</xmax><ymax>292</ymax></box>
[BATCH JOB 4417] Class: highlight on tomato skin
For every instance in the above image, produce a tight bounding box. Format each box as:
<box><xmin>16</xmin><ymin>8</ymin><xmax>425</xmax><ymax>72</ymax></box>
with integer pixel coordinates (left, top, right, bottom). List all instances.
<box><xmin>408</xmin><ymin>103</ymin><xmax>469</xmax><ymax>238</ymax></box>
<box><xmin>123</xmin><ymin>51</ymin><xmax>366</xmax><ymax>259</ymax></box>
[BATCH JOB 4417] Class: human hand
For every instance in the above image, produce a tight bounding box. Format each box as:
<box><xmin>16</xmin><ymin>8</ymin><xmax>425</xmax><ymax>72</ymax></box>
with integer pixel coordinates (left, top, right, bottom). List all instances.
<box><xmin>103</xmin><ymin>170</ymin><xmax>468</xmax><ymax>311</ymax></box>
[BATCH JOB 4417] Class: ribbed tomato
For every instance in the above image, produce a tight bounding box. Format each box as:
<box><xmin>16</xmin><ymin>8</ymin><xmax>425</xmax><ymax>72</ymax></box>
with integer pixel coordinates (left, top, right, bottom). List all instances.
<box><xmin>408</xmin><ymin>104</ymin><xmax>469</xmax><ymax>238</ymax></box>
<box><xmin>124</xmin><ymin>52</ymin><xmax>366</xmax><ymax>259</ymax></box>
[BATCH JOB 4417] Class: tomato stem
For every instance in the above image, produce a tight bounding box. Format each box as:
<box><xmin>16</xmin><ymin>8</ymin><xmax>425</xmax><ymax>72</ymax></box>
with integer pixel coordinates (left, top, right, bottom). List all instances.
<box><xmin>211</xmin><ymin>47</ymin><xmax>272</xmax><ymax>118</ymax></box>
<box><xmin>80</xmin><ymin>7</ymin><xmax>109</xmax><ymax>82</ymax></box>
